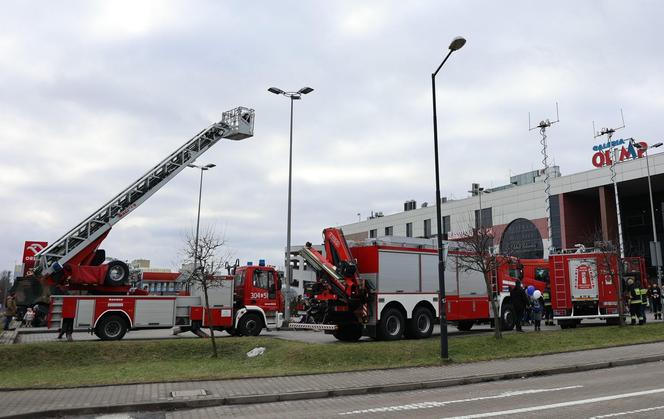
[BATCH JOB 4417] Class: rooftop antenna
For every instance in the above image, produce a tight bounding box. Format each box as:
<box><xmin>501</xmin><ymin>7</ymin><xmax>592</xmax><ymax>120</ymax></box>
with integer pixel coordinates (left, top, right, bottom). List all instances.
<box><xmin>529</xmin><ymin>102</ymin><xmax>560</xmax><ymax>256</ymax></box>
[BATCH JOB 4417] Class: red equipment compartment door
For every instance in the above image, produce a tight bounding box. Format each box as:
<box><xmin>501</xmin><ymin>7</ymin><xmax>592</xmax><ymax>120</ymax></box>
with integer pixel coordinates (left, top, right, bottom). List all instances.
<box><xmin>201</xmin><ymin>307</ymin><xmax>233</xmax><ymax>327</ymax></box>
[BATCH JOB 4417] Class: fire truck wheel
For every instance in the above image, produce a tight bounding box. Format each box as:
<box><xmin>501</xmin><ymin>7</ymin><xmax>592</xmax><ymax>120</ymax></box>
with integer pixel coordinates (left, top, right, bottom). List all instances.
<box><xmin>95</xmin><ymin>314</ymin><xmax>128</xmax><ymax>340</ymax></box>
<box><xmin>559</xmin><ymin>320</ymin><xmax>578</xmax><ymax>329</ymax></box>
<box><xmin>333</xmin><ymin>323</ymin><xmax>363</xmax><ymax>342</ymax></box>
<box><xmin>105</xmin><ymin>261</ymin><xmax>130</xmax><ymax>286</ymax></box>
<box><xmin>405</xmin><ymin>307</ymin><xmax>434</xmax><ymax>339</ymax></box>
<box><xmin>378</xmin><ymin>308</ymin><xmax>405</xmax><ymax>341</ymax></box>
<box><xmin>500</xmin><ymin>304</ymin><xmax>515</xmax><ymax>331</ymax></box>
<box><xmin>606</xmin><ymin>318</ymin><xmax>620</xmax><ymax>326</ymax></box>
<box><xmin>238</xmin><ymin>313</ymin><xmax>263</xmax><ymax>336</ymax></box>
<box><xmin>456</xmin><ymin>320</ymin><xmax>474</xmax><ymax>331</ymax></box>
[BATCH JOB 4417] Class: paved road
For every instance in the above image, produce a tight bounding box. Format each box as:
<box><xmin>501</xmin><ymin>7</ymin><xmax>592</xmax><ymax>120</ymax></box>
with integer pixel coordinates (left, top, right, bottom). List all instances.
<box><xmin>96</xmin><ymin>363</ymin><xmax>664</xmax><ymax>419</ymax></box>
<box><xmin>14</xmin><ymin>318</ymin><xmax>572</xmax><ymax>344</ymax></box>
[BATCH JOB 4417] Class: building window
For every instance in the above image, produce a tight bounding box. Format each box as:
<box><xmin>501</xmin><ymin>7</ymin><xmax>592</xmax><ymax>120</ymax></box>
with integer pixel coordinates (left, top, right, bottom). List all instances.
<box><xmin>369</xmin><ymin>229</ymin><xmax>377</xmax><ymax>238</ymax></box>
<box><xmin>406</xmin><ymin>222</ymin><xmax>413</xmax><ymax>237</ymax></box>
<box><xmin>385</xmin><ymin>226</ymin><xmax>393</xmax><ymax>236</ymax></box>
<box><xmin>442</xmin><ymin>215</ymin><xmax>451</xmax><ymax>235</ymax></box>
<box><xmin>423</xmin><ymin>219</ymin><xmax>431</xmax><ymax>238</ymax></box>
<box><xmin>475</xmin><ymin>208</ymin><xmax>493</xmax><ymax>229</ymax></box>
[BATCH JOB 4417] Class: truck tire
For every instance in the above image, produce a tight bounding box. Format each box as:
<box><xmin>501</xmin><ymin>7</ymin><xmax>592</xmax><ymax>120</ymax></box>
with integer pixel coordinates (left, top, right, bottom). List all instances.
<box><xmin>333</xmin><ymin>323</ymin><xmax>363</xmax><ymax>342</ymax></box>
<box><xmin>559</xmin><ymin>320</ymin><xmax>578</xmax><ymax>329</ymax></box>
<box><xmin>95</xmin><ymin>314</ymin><xmax>128</xmax><ymax>340</ymax></box>
<box><xmin>378</xmin><ymin>308</ymin><xmax>405</xmax><ymax>341</ymax></box>
<box><xmin>405</xmin><ymin>307</ymin><xmax>434</xmax><ymax>339</ymax></box>
<box><xmin>238</xmin><ymin>313</ymin><xmax>263</xmax><ymax>336</ymax></box>
<box><xmin>105</xmin><ymin>261</ymin><xmax>129</xmax><ymax>286</ymax></box>
<box><xmin>456</xmin><ymin>320</ymin><xmax>474</xmax><ymax>331</ymax></box>
<box><xmin>500</xmin><ymin>303</ymin><xmax>515</xmax><ymax>331</ymax></box>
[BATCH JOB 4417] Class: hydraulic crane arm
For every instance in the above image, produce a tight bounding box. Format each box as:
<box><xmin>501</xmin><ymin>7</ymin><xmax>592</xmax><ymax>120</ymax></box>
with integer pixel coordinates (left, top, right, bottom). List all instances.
<box><xmin>299</xmin><ymin>244</ymin><xmax>349</xmax><ymax>301</ymax></box>
<box><xmin>298</xmin><ymin>228</ymin><xmax>365</xmax><ymax>302</ymax></box>
<box><xmin>34</xmin><ymin>107</ymin><xmax>255</xmax><ymax>278</ymax></box>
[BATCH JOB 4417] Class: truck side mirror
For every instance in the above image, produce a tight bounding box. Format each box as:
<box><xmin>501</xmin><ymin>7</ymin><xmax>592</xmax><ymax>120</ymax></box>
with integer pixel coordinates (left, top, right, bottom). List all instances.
<box><xmin>277</xmin><ymin>279</ymin><xmax>283</xmax><ymax>289</ymax></box>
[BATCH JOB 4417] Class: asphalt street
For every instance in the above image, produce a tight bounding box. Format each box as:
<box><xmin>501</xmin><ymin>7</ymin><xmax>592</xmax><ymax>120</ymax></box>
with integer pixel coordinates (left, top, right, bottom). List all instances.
<box><xmin>79</xmin><ymin>362</ymin><xmax>664</xmax><ymax>419</ymax></box>
<box><xmin>14</xmin><ymin>318</ymin><xmax>575</xmax><ymax>344</ymax></box>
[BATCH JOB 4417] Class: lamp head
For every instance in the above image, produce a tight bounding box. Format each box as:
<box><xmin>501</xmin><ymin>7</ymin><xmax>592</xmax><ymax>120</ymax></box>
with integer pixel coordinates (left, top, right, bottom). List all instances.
<box><xmin>268</xmin><ymin>87</ymin><xmax>284</xmax><ymax>95</ymax></box>
<box><xmin>204</xmin><ymin>164</ymin><xmax>216</xmax><ymax>169</ymax></box>
<box><xmin>449</xmin><ymin>36</ymin><xmax>466</xmax><ymax>51</ymax></box>
<box><xmin>298</xmin><ymin>87</ymin><xmax>314</xmax><ymax>94</ymax></box>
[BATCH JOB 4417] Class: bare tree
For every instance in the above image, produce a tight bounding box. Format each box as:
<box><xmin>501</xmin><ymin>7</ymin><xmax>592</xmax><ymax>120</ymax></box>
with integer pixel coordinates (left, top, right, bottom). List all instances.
<box><xmin>182</xmin><ymin>227</ymin><xmax>234</xmax><ymax>358</ymax></box>
<box><xmin>453</xmin><ymin>223</ymin><xmax>507</xmax><ymax>339</ymax></box>
<box><xmin>1</xmin><ymin>270</ymin><xmax>12</xmax><ymax>310</ymax></box>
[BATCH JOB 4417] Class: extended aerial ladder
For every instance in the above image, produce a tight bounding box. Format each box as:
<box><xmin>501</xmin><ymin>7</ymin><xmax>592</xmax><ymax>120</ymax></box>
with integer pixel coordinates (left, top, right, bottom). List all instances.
<box><xmin>33</xmin><ymin>107</ymin><xmax>255</xmax><ymax>291</ymax></box>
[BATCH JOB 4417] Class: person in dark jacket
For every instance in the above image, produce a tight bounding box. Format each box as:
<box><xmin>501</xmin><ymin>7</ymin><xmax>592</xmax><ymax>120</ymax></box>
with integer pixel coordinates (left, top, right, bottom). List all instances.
<box><xmin>510</xmin><ymin>280</ymin><xmax>530</xmax><ymax>332</ymax></box>
<box><xmin>649</xmin><ymin>282</ymin><xmax>662</xmax><ymax>320</ymax></box>
<box><xmin>542</xmin><ymin>286</ymin><xmax>554</xmax><ymax>326</ymax></box>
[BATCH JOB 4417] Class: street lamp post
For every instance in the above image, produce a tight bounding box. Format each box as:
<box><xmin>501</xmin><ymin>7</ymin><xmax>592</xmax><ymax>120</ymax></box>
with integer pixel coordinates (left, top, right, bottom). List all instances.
<box><xmin>432</xmin><ymin>36</ymin><xmax>466</xmax><ymax>359</ymax></box>
<box><xmin>188</xmin><ymin>163</ymin><xmax>216</xmax><ymax>285</ymax></box>
<box><xmin>468</xmin><ymin>185</ymin><xmax>490</xmax><ymax>229</ymax></box>
<box><xmin>268</xmin><ymin>86</ymin><xmax>314</xmax><ymax>323</ymax></box>
<box><xmin>632</xmin><ymin>140</ymin><xmax>664</xmax><ymax>287</ymax></box>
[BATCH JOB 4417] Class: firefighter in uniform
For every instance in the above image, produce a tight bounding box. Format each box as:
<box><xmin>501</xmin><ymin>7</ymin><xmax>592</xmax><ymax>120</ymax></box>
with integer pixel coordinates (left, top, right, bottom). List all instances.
<box><xmin>627</xmin><ymin>278</ymin><xmax>643</xmax><ymax>325</ymax></box>
<box><xmin>649</xmin><ymin>282</ymin><xmax>662</xmax><ymax>320</ymax></box>
<box><xmin>638</xmin><ymin>280</ymin><xmax>648</xmax><ymax>324</ymax></box>
<box><xmin>542</xmin><ymin>286</ymin><xmax>554</xmax><ymax>326</ymax></box>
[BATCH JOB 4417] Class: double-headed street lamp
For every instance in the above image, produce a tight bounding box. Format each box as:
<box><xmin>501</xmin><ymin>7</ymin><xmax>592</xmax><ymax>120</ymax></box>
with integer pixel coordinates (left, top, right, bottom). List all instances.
<box><xmin>188</xmin><ymin>163</ymin><xmax>216</xmax><ymax>284</ymax></box>
<box><xmin>268</xmin><ymin>86</ymin><xmax>314</xmax><ymax>323</ymax></box>
<box><xmin>631</xmin><ymin>139</ymin><xmax>664</xmax><ymax>287</ymax></box>
<box><xmin>432</xmin><ymin>36</ymin><xmax>466</xmax><ymax>359</ymax></box>
<box><xmin>469</xmin><ymin>185</ymin><xmax>491</xmax><ymax>230</ymax></box>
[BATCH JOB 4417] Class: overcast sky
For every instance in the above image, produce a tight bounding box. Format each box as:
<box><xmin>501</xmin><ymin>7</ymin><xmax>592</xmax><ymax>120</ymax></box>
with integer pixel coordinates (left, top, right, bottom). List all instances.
<box><xmin>1</xmin><ymin>1</ymin><xmax>663</xmax><ymax>273</ymax></box>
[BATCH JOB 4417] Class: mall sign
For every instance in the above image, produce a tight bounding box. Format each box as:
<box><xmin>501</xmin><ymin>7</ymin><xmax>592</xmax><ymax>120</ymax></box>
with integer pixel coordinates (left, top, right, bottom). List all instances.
<box><xmin>591</xmin><ymin>138</ymin><xmax>647</xmax><ymax>168</ymax></box>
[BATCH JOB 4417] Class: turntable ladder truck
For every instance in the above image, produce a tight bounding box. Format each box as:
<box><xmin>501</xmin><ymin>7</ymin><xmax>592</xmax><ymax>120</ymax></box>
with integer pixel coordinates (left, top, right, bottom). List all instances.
<box><xmin>33</xmin><ymin>107</ymin><xmax>255</xmax><ymax>292</ymax></box>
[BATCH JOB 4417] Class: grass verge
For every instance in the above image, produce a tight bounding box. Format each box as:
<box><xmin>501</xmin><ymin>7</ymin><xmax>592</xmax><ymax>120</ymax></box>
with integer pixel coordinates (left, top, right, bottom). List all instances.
<box><xmin>2</xmin><ymin>323</ymin><xmax>664</xmax><ymax>389</ymax></box>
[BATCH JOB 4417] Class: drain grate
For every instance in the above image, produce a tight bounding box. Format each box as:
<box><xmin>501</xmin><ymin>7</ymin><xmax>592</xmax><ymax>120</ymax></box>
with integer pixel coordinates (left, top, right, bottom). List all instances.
<box><xmin>170</xmin><ymin>389</ymin><xmax>209</xmax><ymax>398</ymax></box>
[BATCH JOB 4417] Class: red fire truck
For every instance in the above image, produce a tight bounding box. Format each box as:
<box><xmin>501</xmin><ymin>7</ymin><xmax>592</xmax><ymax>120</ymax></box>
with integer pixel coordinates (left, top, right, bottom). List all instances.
<box><xmin>548</xmin><ymin>250</ymin><xmax>647</xmax><ymax>328</ymax></box>
<box><xmin>293</xmin><ymin>229</ymin><xmax>547</xmax><ymax>341</ymax></box>
<box><xmin>18</xmin><ymin>106</ymin><xmax>263</xmax><ymax>338</ymax></box>
<box><xmin>47</xmin><ymin>261</ymin><xmax>284</xmax><ymax>340</ymax></box>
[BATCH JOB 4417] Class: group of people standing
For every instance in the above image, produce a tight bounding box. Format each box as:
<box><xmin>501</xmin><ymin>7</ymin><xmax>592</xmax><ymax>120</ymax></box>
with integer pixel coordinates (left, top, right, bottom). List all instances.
<box><xmin>508</xmin><ymin>281</ymin><xmax>553</xmax><ymax>332</ymax></box>
<box><xmin>626</xmin><ymin>279</ymin><xmax>662</xmax><ymax>325</ymax></box>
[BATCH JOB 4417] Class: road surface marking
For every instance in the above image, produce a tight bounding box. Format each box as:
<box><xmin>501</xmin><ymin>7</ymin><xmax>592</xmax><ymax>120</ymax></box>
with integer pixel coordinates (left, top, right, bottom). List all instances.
<box><xmin>443</xmin><ymin>387</ymin><xmax>664</xmax><ymax>418</ymax></box>
<box><xmin>337</xmin><ymin>386</ymin><xmax>582</xmax><ymax>415</ymax></box>
<box><xmin>589</xmin><ymin>405</ymin><xmax>664</xmax><ymax>418</ymax></box>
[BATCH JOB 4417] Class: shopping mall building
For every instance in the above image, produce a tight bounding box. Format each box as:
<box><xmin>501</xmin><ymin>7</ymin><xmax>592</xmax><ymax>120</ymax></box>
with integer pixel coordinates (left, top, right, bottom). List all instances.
<box><xmin>336</xmin><ymin>141</ymin><xmax>664</xmax><ymax>276</ymax></box>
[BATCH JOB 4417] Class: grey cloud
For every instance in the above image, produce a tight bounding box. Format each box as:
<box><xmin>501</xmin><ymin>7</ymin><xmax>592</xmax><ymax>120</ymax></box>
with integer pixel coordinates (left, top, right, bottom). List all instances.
<box><xmin>2</xmin><ymin>1</ymin><xmax>664</xmax><ymax>271</ymax></box>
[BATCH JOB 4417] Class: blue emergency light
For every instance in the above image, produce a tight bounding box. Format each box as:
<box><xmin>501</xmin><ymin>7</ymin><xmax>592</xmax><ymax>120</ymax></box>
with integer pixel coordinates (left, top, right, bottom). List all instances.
<box><xmin>247</xmin><ymin>261</ymin><xmax>253</xmax><ymax>266</ymax></box>
<box><xmin>259</xmin><ymin>259</ymin><xmax>266</xmax><ymax>266</ymax></box>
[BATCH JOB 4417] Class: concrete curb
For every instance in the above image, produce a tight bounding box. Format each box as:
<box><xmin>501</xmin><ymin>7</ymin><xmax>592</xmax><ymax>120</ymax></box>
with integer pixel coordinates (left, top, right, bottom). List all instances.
<box><xmin>5</xmin><ymin>353</ymin><xmax>664</xmax><ymax>418</ymax></box>
<box><xmin>0</xmin><ymin>330</ymin><xmax>18</xmax><ymax>345</ymax></box>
